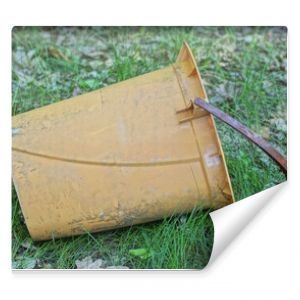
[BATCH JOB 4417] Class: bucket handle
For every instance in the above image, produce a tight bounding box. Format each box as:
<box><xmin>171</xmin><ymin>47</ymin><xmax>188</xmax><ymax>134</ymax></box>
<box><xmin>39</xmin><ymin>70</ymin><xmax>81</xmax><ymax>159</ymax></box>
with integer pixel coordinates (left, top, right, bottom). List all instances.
<box><xmin>193</xmin><ymin>97</ymin><xmax>287</xmax><ymax>176</ymax></box>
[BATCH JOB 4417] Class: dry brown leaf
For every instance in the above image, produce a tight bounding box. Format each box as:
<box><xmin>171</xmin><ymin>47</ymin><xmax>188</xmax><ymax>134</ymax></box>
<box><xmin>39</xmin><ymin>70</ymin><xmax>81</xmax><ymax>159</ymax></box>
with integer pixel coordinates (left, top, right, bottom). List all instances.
<box><xmin>48</xmin><ymin>47</ymin><xmax>69</xmax><ymax>61</ymax></box>
<box><xmin>260</xmin><ymin>127</ymin><xmax>270</xmax><ymax>140</ymax></box>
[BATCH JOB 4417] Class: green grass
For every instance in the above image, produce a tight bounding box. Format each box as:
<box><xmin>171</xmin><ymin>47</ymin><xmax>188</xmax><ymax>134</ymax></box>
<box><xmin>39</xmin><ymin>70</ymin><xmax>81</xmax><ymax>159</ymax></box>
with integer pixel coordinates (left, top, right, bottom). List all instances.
<box><xmin>11</xmin><ymin>26</ymin><xmax>287</xmax><ymax>269</ymax></box>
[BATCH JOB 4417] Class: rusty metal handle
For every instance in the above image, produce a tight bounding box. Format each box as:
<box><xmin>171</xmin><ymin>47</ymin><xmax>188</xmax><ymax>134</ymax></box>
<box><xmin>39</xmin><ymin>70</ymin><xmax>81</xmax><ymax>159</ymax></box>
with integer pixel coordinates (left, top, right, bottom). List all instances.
<box><xmin>194</xmin><ymin>97</ymin><xmax>287</xmax><ymax>175</ymax></box>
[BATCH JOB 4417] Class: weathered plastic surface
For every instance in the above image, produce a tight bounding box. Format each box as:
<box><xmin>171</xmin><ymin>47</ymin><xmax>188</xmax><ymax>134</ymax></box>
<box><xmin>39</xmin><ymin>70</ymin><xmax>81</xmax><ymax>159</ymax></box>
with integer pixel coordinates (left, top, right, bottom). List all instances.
<box><xmin>12</xmin><ymin>42</ymin><xmax>234</xmax><ymax>240</ymax></box>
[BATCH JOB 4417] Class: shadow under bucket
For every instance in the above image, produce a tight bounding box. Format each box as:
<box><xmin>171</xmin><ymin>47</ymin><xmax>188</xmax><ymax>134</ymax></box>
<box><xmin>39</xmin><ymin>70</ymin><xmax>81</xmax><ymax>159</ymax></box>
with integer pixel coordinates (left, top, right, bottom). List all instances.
<box><xmin>12</xmin><ymin>42</ymin><xmax>234</xmax><ymax>241</ymax></box>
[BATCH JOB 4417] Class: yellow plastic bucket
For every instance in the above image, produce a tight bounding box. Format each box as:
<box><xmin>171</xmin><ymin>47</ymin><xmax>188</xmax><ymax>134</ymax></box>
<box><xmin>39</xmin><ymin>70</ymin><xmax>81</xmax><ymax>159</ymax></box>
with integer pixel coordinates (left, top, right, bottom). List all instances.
<box><xmin>12</xmin><ymin>42</ymin><xmax>234</xmax><ymax>240</ymax></box>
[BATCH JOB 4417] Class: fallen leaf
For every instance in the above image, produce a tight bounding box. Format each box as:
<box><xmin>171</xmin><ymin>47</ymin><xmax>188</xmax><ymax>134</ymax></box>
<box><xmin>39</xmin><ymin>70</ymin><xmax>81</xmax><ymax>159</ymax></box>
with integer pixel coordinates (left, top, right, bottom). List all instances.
<box><xmin>270</xmin><ymin>118</ymin><xmax>287</xmax><ymax>132</ymax></box>
<box><xmin>42</xmin><ymin>263</ymin><xmax>53</xmax><ymax>269</ymax></box>
<box><xmin>260</xmin><ymin>127</ymin><xmax>270</xmax><ymax>140</ymax></box>
<box><xmin>179</xmin><ymin>215</ymin><xmax>187</xmax><ymax>224</ymax></box>
<box><xmin>21</xmin><ymin>240</ymin><xmax>31</xmax><ymax>249</ymax></box>
<box><xmin>21</xmin><ymin>239</ymin><xmax>36</xmax><ymax>250</ymax></box>
<box><xmin>211</xmin><ymin>82</ymin><xmax>235</xmax><ymax>103</ymax></box>
<box><xmin>244</xmin><ymin>35</ymin><xmax>253</xmax><ymax>43</ymax></box>
<box><xmin>75</xmin><ymin>256</ymin><xmax>106</xmax><ymax>269</ymax></box>
<box><xmin>81</xmin><ymin>51</ymin><xmax>108</xmax><ymax>60</ymax></box>
<box><xmin>48</xmin><ymin>47</ymin><xmax>69</xmax><ymax>61</ymax></box>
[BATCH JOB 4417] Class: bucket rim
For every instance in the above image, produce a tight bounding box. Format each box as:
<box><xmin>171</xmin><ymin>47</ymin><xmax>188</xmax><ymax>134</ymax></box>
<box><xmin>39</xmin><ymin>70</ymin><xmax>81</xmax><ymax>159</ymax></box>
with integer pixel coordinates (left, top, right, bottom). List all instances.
<box><xmin>176</xmin><ymin>41</ymin><xmax>235</xmax><ymax>202</ymax></box>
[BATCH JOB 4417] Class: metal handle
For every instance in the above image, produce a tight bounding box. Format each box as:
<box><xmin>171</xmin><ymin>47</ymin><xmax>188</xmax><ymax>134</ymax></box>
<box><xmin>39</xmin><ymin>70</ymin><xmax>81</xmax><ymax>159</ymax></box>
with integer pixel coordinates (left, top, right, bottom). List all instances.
<box><xmin>194</xmin><ymin>97</ymin><xmax>287</xmax><ymax>176</ymax></box>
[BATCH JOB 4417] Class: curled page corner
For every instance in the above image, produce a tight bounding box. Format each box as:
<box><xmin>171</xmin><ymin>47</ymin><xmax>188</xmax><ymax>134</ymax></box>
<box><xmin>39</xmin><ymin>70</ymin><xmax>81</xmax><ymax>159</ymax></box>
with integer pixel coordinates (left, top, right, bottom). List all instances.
<box><xmin>208</xmin><ymin>182</ymin><xmax>287</xmax><ymax>265</ymax></box>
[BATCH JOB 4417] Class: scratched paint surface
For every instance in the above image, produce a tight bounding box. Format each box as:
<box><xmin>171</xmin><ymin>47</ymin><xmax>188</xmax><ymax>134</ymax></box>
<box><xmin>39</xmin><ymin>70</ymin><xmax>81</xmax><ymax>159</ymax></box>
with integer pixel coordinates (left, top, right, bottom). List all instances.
<box><xmin>12</xmin><ymin>43</ymin><xmax>234</xmax><ymax>240</ymax></box>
